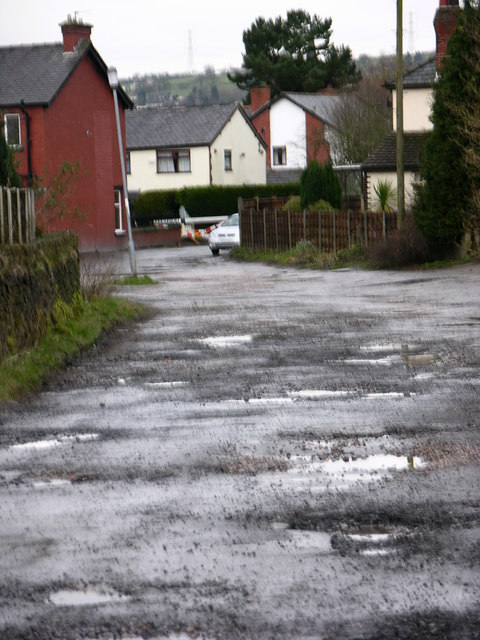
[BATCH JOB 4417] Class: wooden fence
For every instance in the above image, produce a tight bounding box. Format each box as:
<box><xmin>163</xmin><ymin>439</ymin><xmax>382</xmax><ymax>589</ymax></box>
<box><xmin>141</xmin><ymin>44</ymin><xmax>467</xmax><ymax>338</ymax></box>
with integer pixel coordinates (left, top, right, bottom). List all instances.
<box><xmin>0</xmin><ymin>187</ymin><xmax>36</xmax><ymax>246</ymax></box>
<box><xmin>238</xmin><ymin>197</ymin><xmax>398</xmax><ymax>253</ymax></box>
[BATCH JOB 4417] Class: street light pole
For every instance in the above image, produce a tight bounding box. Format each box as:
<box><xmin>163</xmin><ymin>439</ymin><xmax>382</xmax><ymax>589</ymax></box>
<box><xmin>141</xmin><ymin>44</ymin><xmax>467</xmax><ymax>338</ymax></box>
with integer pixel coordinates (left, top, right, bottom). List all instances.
<box><xmin>108</xmin><ymin>66</ymin><xmax>137</xmax><ymax>276</ymax></box>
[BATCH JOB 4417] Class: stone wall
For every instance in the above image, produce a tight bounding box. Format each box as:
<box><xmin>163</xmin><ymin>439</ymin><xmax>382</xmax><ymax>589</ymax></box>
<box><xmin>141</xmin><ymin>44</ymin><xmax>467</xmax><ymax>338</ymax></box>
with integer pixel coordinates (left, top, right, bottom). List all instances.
<box><xmin>0</xmin><ymin>233</ymin><xmax>80</xmax><ymax>362</ymax></box>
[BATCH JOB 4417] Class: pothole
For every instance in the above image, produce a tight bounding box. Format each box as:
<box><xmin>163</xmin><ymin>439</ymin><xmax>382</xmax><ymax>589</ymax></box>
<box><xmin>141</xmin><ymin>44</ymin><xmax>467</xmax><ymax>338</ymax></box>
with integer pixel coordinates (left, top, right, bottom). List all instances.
<box><xmin>198</xmin><ymin>335</ymin><xmax>253</xmax><ymax>348</ymax></box>
<box><xmin>10</xmin><ymin>433</ymin><xmax>99</xmax><ymax>452</ymax></box>
<box><xmin>48</xmin><ymin>587</ymin><xmax>130</xmax><ymax>607</ymax></box>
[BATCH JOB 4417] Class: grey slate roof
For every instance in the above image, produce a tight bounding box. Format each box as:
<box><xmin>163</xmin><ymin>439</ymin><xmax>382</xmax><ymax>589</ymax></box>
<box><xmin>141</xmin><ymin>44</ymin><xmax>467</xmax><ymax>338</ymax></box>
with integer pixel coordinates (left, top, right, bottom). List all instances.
<box><xmin>361</xmin><ymin>132</ymin><xmax>429</xmax><ymax>172</ymax></box>
<box><xmin>0</xmin><ymin>41</ymin><xmax>132</xmax><ymax>108</ymax></box>
<box><xmin>385</xmin><ymin>57</ymin><xmax>436</xmax><ymax>90</ymax></box>
<box><xmin>250</xmin><ymin>91</ymin><xmax>340</xmax><ymax>126</ymax></box>
<box><xmin>284</xmin><ymin>92</ymin><xmax>341</xmax><ymax>126</ymax></box>
<box><xmin>126</xmin><ymin>103</ymin><xmax>257</xmax><ymax>150</ymax></box>
<box><xmin>266</xmin><ymin>168</ymin><xmax>302</xmax><ymax>185</ymax></box>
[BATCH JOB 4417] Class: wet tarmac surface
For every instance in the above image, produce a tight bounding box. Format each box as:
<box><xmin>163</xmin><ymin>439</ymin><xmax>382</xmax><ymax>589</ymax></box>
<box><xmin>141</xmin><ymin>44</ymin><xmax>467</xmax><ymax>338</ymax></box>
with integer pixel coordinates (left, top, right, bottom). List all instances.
<box><xmin>1</xmin><ymin>245</ymin><xmax>479</xmax><ymax>639</ymax></box>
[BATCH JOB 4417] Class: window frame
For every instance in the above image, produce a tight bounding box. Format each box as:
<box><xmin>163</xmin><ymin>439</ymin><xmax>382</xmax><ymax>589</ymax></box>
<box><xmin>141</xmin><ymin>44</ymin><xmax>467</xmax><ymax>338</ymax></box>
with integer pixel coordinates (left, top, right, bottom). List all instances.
<box><xmin>156</xmin><ymin>148</ymin><xmax>191</xmax><ymax>174</ymax></box>
<box><xmin>224</xmin><ymin>149</ymin><xmax>232</xmax><ymax>172</ymax></box>
<box><xmin>272</xmin><ymin>146</ymin><xmax>287</xmax><ymax>166</ymax></box>
<box><xmin>4</xmin><ymin>113</ymin><xmax>21</xmax><ymax>147</ymax></box>
<box><xmin>114</xmin><ymin>188</ymin><xmax>125</xmax><ymax>235</ymax></box>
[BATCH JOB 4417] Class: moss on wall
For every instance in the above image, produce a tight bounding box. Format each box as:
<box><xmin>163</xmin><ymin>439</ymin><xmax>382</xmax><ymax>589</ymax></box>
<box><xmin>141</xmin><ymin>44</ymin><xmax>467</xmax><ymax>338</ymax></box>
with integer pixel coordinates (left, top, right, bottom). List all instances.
<box><xmin>0</xmin><ymin>233</ymin><xmax>80</xmax><ymax>362</ymax></box>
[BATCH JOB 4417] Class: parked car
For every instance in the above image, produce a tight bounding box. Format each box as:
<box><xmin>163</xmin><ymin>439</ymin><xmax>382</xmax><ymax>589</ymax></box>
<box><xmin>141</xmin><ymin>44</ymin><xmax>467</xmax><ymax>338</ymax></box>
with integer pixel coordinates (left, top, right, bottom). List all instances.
<box><xmin>208</xmin><ymin>213</ymin><xmax>240</xmax><ymax>255</ymax></box>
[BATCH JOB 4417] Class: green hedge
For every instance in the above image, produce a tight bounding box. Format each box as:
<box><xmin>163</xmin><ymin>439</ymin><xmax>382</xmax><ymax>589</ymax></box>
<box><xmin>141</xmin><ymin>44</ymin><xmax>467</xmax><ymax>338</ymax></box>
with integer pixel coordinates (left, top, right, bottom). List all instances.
<box><xmin>130</xmin><ymin>184</ymin><xmax>300</xmax><ymax>225</ymax></box>
<box><xmin>0</xmin><ymin>233</ymin><xmax>80</xmax><ymax>362</ymax></box>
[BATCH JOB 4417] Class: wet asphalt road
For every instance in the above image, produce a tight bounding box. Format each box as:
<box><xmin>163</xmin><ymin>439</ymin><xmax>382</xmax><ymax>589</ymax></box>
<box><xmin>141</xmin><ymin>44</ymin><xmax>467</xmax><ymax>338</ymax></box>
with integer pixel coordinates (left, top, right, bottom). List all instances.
<box><xmin>1</xmin><ymin>245</ymin><xmax>479</xmax><ymax>640</ymax></box>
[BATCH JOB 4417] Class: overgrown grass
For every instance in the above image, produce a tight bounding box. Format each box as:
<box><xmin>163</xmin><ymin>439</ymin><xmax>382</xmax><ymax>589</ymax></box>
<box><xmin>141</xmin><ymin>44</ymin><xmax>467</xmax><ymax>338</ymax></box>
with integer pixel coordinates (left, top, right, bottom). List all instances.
<box><xmin>232</xmin><ymin>242</ymin><xmax>367</xmax><ymax>270</ymax></box>
<box><xmin>0</xmin><ymin>293</ymin><xmax>147</xmax><ymax>403</ymax></box>
<box><xmin>111</xmin><ymin>275</ymin><xmax>157</xmax><ymax>286</ymax></box>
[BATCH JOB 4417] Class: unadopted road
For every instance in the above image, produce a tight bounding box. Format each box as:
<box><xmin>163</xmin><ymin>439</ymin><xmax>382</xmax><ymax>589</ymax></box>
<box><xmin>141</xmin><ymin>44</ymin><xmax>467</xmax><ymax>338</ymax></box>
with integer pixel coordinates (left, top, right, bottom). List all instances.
<box><xmin>1</xmin><ymin>246</ymin><xmax>479</xmax><ymax>640</ymax></box>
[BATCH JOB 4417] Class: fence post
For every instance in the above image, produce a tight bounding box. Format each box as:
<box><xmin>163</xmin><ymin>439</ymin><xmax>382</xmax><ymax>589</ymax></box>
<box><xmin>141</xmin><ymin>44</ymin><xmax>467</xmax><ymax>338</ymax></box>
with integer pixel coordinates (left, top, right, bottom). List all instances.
<box><xmin>383</xmin><ymin>210</ymin><xmax>386</xmax><ymax>241</ymax></box>
<box><xmin>0</xmin><ymin>187</ymin><xmax>4</xmax><ymax>244</ymax></box>
<box><xmin>364</xmin><ymin>210</ymin><xmax>368</xmax><ymax>248</ymax></box>
<box><xmin>263</xmin><ymin>208</ymin><xmax>267</xmax><ymax>252</ymax></box>
<box><xmin>7</xmin><ymin>188</ymin><xmax>13</xmax><ymax>246</ymax></box>
<box><xmin>250</xmin><ymin>208</ymin><xmax>254</xmax><ymax>250</ymax></box>
<box><xmin>333</xmin><ymin>210</ymin><xmax>337</xmax><ymax>255</ymax></box>
<box><xmin>347</xmin><ymin>210</ymin><xmax>351</xmax><ymax>249</ymax></box>
<box><xmin>16</xmin><ymin>188</ymin><xmax>22</xmax><ymax>245</ymax></box>
<box><xmin>27</xmin><ymin>188</ymin><xmax>35</xmax><ymax>243</ymax></box>
<box><xmin>318</xmin><ymin>210</ymin><xmax>322</xmax><ymax>251</ymax></box>
<box><xmin>303</xmin><ymin>209</ymin><xmax>306</xmax><ymax>242</ymax></box>
<box><xmin>275</xmin><ymin>208</ymin><xmax>279</xmax><ymax>252</ymax></box>
<box><xmin>288</xmin><ymin>209</ymin><xmax>292</xmax><ymax>250</ymax></box>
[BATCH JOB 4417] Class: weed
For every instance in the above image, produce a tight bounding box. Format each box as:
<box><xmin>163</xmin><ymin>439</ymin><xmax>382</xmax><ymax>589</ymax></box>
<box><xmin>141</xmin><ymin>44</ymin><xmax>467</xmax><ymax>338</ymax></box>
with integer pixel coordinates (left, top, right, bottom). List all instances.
<box><xmin>111</xmin><ymin>275</ymin><xmax>157</xmax><ymax>286</ymax></box>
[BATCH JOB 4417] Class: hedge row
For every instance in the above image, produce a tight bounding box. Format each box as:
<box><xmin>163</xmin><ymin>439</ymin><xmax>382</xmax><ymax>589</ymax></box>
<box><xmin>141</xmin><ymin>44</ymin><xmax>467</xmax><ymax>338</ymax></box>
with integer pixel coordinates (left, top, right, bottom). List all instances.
<box><xmin>0</xmin><ymin>233</ymin><xmax>80</xmax><ymax>362</ymax></box>
<box><xmin>131</xmin><ymin>184</ymin><xmax>300</xmax><ymax>226</ymax></box>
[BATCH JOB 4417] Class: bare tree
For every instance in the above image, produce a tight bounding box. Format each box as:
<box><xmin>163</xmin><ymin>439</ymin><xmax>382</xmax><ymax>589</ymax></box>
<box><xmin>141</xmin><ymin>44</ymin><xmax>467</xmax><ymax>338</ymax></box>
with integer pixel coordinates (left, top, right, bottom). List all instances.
<box><xmin>328</xmin><ymin>66</ymin><xmax>392</xmax><ymax>167</ymax></box>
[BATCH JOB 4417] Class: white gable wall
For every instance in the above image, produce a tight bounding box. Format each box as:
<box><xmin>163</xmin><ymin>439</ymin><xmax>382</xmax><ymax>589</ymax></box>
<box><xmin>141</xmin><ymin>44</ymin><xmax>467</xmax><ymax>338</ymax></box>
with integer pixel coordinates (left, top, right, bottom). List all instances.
<box><xmin>368</xmin><ymin>170</ymin><xmax>419</xmax><ymax>211</ymax></box>
<box><xmin>210</xmin><ymin>109</ymin><xmax>266</xmax><ymax>185</ymax></box>
<box><xmin>392</xmin><ymin>88</ymin><xmax>433</xmax><ymax>132</ymax></box>
<box><xmin>270</xmin><ymin>100</ymin><xmax>306</xmax><ymax>169</ymax></box>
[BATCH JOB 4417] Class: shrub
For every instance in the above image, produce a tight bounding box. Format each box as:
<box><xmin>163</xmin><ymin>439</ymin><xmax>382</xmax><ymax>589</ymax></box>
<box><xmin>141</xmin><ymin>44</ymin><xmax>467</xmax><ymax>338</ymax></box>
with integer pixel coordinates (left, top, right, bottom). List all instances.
<box><xmin>132</xmin><ymin>190</ymin><xmax>179</xmax><ymax>227</ymax></box>
<box><xmin>367</xmin><ymin>216</ymin><xmax>433</xmax><ymax>267</ymax></box>
<box><xmin>373</xmin><ymin>179</ymin><xmax>397</xmax><ymax>213</ymax></box>
<box><xmin>300</xmin><ymin>160</ymin><xmax>342</xmax><ymax>209</ymax></box>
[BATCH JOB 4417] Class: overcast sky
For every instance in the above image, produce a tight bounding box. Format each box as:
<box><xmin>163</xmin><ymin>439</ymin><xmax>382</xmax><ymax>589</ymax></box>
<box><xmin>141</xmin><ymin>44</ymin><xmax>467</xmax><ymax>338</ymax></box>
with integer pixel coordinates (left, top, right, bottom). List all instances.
<box><xmin>1</xmin><ymin>0</ymin><xmax>443</xmax><ymax>78</ymax></box>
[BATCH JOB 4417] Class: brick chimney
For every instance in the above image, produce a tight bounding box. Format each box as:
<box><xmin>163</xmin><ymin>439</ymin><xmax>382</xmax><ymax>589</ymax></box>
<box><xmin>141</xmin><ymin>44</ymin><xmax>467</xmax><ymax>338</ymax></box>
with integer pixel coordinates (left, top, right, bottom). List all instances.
<box><xmin>434</xmin><ymin>0</ymin><xmax>460</xmax><ymax>69</ymax></box>
<box><xmin>61</xmin><ymin>16</ymin><xmax>92</xmax><ymax>52</ymax></box>
<box><xmin>250</xmin><ymin>86</ymin><xmax>271</xmax><ymax>113</ymax></box>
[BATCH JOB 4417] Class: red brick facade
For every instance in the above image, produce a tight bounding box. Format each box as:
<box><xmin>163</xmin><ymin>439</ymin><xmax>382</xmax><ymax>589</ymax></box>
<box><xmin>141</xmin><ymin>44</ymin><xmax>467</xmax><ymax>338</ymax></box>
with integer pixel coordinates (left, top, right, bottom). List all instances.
<box><xmin>434</xmin><ymin>1</ymin><xmax>460</xmax><ymax>69</ymax></box>
<box><xmin>9</xmin><ymin>24</ymin><xmax>130</xmax><ymax>252</ymax></box>
<box><xmin>305</xmin><ymin>112</ymin><xmax>330</xmax><ymax>166</ymax></box>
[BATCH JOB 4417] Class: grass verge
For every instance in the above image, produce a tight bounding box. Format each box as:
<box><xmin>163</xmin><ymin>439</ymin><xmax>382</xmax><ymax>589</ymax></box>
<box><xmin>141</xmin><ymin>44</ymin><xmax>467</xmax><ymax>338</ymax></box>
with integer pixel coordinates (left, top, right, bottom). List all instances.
<box><xmin>110</xmin><ymin>275</ymin><xmax>157</xmax><ymax>286</ymax></box>
<box><xmin>0</xmin><ymin>295</ymin><xmax>147</xmax><ymax>404</ymax></box>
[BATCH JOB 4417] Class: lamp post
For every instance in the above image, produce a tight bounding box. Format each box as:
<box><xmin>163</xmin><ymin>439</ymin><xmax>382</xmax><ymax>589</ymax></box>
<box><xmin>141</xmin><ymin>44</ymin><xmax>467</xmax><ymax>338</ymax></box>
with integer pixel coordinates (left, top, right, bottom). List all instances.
<box><xmin>108</xmin><ymin>66</ymin><xmax>137</xmax><ymax>276</ymax></box>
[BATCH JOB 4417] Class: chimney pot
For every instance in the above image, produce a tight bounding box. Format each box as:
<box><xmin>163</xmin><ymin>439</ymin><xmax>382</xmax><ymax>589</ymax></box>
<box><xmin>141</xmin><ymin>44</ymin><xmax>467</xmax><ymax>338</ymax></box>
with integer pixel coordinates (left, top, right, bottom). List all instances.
<box><xmin>60</xmin><ymin>18</ymin><xmax>93</xmax><ymax>52</ymax></box>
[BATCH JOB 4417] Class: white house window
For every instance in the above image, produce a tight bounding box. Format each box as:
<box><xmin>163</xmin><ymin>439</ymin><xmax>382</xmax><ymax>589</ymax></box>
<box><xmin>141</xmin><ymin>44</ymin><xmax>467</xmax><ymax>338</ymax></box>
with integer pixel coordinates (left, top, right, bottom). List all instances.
<box><xmin>157</xmin><ymin>149</ymin><xmax>191</xmax><ymax>173</ymax></box>
<box><xmin>224</xmin><ymin>149</ymin><xmax>232</xmax><ymax>171</ymax></box>
<box><xmin>114</xmin><ymin>189</ymin><xmax>124</xmax><ymax>234</ymax></box>
<box><xmin>4</xmin><ymin>114</ymin><xmax>21</xmax><ymax>146</ymax></box>
<box><xmin>273</xmin><ymin>146</ymin><xmax>287</xmax><ymax>166</ymax></box>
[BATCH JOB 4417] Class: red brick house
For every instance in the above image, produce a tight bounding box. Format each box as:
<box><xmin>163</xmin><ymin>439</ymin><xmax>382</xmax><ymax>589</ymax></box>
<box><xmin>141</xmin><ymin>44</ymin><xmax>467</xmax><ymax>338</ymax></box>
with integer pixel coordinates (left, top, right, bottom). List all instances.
<box><xmin>249</xmin><ymin>87</ymin><xmax>340</xmax><ymax>184</ymax></box>
<box><xmin>0</xmin><ymin>18</ymin><xmax>133</xmax><ymax>252</ymax></box>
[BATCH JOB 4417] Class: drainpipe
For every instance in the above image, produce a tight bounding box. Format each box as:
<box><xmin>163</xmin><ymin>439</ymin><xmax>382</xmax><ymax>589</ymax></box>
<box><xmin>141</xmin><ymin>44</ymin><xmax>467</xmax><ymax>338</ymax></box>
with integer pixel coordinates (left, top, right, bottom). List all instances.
<box><xmin>20</xmin><ymin>100</ymin><xmax>33</xmax><ymax>187</ymax></box>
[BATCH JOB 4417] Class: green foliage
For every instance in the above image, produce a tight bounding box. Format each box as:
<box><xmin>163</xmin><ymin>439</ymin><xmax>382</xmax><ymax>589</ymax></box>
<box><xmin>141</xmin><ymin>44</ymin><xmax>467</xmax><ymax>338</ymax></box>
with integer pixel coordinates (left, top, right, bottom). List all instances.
<box><xmin>228</xmin><ymin>9</ymin><xmax>360</xmax><ymax>97</ymax></box>
<box><xmin>111</xmin><ymin>275</ymin><xmax>157</xmax><ymax>286</ymax></box>
<box><xmin>300</xmin><ymin>161</ymin><xmax>342</xmax><ymax>209</ymax></box>
<box><xmin>0</xmin><ymin>121</ymin><xmax>21</xmax><ymax>187</ymax></box>
<box><xmin>0</xmin><ymin>295</ymin><xmax>145</xmax><ymax>402</ymax></box>
<box><xmin>413</xmin><ymin>3</ymin><xmax>479</xmax><ymax>251</ymax></box>
<box><xmin>132</xmin><ymin>190</ymin><xmax>179</xmax><ymax>226</ymax></box>
<box><xmin>35</xmin><ymin>161</ymin><xmax>84</xmax><ymax>226</ymax></box>
<box><xmin>373</xmin><ymin>180</ymin><xmax>397</xmax><ymax>213</ymax></box>
<box><xmin>283</xmin><ymin>195</ymin><xmax>334</xmax><ymax>212</ymax></box>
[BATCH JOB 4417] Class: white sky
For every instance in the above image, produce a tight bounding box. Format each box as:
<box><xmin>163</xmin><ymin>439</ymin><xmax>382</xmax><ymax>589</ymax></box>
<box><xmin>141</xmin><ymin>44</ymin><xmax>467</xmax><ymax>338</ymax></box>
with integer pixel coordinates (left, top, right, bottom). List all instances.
<box><xmin>1</xmin><ymin>1</ymin><xmax>443</xmax><ymax>78</ymax></box>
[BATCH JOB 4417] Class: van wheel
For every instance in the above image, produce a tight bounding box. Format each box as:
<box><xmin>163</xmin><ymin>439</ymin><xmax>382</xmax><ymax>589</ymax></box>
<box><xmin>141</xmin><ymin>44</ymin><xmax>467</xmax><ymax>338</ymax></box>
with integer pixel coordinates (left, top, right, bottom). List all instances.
<box><xmin>211</xmin><ymin>248</ymin><xmax>219</xmax><ymax>256</ymax></box>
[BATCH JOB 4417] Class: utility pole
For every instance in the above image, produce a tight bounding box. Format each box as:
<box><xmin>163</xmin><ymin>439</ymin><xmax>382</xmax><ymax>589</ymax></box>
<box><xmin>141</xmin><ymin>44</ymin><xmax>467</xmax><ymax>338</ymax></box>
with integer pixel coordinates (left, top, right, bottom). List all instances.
<box><xmin>396</xmin><ymin>0</ymin><xmax>405</xmax><ymax>229</ymax></box>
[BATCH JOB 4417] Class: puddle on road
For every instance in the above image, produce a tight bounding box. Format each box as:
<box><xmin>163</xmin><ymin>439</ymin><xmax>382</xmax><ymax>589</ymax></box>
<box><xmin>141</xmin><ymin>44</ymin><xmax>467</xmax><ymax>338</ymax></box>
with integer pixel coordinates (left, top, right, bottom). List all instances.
<box><xmin>48</xmin><ymin>588</ymin><xmax>130</xmax><ymax>607</ymax></box>
<box><xmin>144</xmin><ymin>381</ymin><xmax>189</xmax><ymax>389</ymax></box>
<box><xmin>343</xmin><ymin>356</ymin><xmax>403</xmax><ymax>366</ymax></box>
<box><xmin>360</xmin><ymin>548</ymin><xmax>394</xmax><ymax>556</ymax></box>
<box><xmin>198</xmin><ymin>335</ymin><xmax>253</xmax><ymax>348</ymax></box>
<box><xmin>10</xmin><ymin>433</ymin><xmax>99</xmax><ymax>452</ymax></box>
<box><xmin>287</xmin><ymin>390</ymin><xmax>353</xmax><ymax>400</ymax></box>
<box><xmin>288</xmin><ymin>530</ymin><xmax>332</xmax><ymax>552</ymax></box>
<box><xmin>288</xmin><ymin>453</ymin><xmax>426</xmax><ymax>485</ymax></box>
<box><xmin>33</xmin><ymin>479</ymin><xmax>72</xmax><ymax>489</ymax></box>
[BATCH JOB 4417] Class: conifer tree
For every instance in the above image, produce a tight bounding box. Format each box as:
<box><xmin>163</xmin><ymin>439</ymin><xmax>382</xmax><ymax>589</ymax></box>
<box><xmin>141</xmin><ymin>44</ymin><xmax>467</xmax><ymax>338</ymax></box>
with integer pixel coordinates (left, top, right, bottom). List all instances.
<box><xmin>413</xmin><ymin>1</ymin><xmax>480</xmax><ymax>251</ymax></box>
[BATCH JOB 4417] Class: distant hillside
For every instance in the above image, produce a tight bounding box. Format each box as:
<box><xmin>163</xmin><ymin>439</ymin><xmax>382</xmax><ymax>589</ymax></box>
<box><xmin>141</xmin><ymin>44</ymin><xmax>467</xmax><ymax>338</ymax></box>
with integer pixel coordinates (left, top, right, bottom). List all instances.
<box><xmin>121</xmin><ymin>68</ymin><xmax>245</xmax><ymax>107</ymax></box>
<box><xmin>121</xmin><ymin>52</ymin><xmax>435</xmax><ymax>108</ymax></box>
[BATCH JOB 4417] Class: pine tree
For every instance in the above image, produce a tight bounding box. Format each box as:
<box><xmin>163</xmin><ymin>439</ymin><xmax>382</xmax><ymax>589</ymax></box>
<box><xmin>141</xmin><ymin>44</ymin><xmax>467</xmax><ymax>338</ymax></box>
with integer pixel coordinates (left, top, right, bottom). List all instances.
<box><xmin>413</xmin><ymin>1</ymin><xmax>480</xmax><ymax>252</ymax></box>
